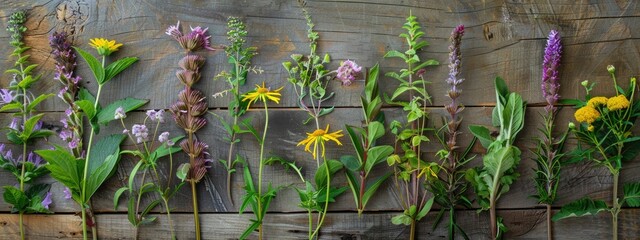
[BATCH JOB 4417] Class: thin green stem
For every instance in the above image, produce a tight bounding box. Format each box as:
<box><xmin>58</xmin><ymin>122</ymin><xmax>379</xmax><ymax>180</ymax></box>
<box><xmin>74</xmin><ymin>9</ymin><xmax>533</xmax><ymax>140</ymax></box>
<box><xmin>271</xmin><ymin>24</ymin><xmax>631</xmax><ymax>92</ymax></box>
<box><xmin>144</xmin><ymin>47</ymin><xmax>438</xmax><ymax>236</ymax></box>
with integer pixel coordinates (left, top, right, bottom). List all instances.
<box><xmin>310</xmin><ymin>155</ymin><xmax>331</xmax><ymax>240</ymax></box>
<box><xmin>19</xmin><ymin>212</ymin><xmax>24</xmax><ymax>240</ymax></box>
<box><xmin>163</xmin><ymin>197</ymin><xmax>176</xmax><ymax>240</ymax></box>
<box><xmin>81</xmin><ymin>205</ymin><xmax>88</xmax><ymax>240</ymax></box>
<box><xmin>17</xmin><ymin>50</ymin><xmax>28</xmax><ymax>240</ymax></box>
<box><xmin>612</xmin><ymin>171</ymin><xmax>620</xmax><ymax>240</ymax></box>
<box><xmin>256</xmin><ymin>101</ymin><xmax>269</xmax><ymax>240</ymax></box>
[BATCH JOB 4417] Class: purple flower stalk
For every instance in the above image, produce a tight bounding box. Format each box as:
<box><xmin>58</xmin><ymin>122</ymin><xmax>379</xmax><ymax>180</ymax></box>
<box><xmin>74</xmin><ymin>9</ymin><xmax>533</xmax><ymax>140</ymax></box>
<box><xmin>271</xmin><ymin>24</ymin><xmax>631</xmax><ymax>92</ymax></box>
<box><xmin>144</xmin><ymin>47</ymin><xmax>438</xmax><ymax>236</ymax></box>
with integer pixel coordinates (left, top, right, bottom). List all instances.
<box><xmin>50</xmin><ymin>31</ymin><xmax>83</xmax><ymax>156</ymax></box>
<box><xmin>336</xmin><ymin>60</ymin><xmax>362</xmax><ymax>86</ymax></box>
<box><xmin>542</xmin><ymin>30</ymin><xmax>562</xmax><ymax>113</ymax></box>
<box><xmin>444</xmin><ymin>24</ymin><xmax>465</xmax><ymax>151</ymax></box>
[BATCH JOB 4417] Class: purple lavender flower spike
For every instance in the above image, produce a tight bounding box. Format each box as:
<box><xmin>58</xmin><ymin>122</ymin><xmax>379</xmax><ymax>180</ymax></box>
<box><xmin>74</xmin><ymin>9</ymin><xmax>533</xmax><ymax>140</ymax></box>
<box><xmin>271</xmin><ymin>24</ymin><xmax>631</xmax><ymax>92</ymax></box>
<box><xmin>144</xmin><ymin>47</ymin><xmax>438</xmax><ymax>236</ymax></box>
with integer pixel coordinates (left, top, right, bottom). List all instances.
<box><xmin>41</xmin><ymin>191</ymin><xmax>52</xmax><ymax>209</ymax></box>
<box><xmin>542</xmin><ymin>30</ymin><xmax>562</xmax><ymax>113</ymax></box>
<box><xmin>0</xmin><ymin>89</ymin><xmax>14</xmax><ymax>104</ymax></box>
<box><xmin>336</xmin><ymin>60</ymin><xmax>362</xmax><ymax>86</ymax></box>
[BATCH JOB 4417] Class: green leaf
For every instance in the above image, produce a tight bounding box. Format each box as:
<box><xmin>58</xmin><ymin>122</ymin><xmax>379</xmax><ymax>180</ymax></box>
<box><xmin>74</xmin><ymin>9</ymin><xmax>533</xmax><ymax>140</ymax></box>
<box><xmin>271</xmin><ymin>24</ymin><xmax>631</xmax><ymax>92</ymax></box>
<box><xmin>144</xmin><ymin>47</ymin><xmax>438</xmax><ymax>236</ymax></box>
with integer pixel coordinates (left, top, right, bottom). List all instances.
<box><xmin>340</xmin><ymin>155</ymin><xmax>361</xmax><ymax>172</ymax></box>
<box><xmin>78</xmin><ymin>88</ymin><xmax>97</xmax><ymax>104</ymax></box>
<box><xmin>97</xmin><ymin>98</ymin><xmax>148</xmax><ymax>124</ymax></box>
<box><xmin>384</xmin><ymin>50</ymin><xmax>407</xmax><ymax>61</ymax></box>
<box><xmin>103</xmin><ymin>57</ymin><xmax>138</xmax><ymax>84</ymax></box>
<box><xmin>239</xmin><ymin>220</ymin><xmax>261</xmax><ymax>240</ymax></box>
<box><xmin>37</xmin><ymin>148</ymin><xmax>83</xmax><ymax>191</ymax></box>
<box><xmin>74</xmin><ymin>47</ymin><xmax>105</xmax><ymax>84</ymax></box>
<box><xmin>468</xmin><ymin>125</ymin><xmax>493</xmax><ymax>149</ymax></box>
<box><xmin>361</xmin><ymin>172</ymin><xmax>391</xmax><ymax>210</ymax></box>
<box><xmin>364</xmin><ymin>146</ymin><xmax>394</xmax><ymax>174</ymax></box>
<box><xmin>176</xmin><ymin>163</ymin><xmax>190</xmax><ymax>181</ymax></box>
<box><xmin>345</xmin><ymin>125</ymin><xmax>365</xmax><ymax>164</ymax></box>
<box><xmin>3</xmin><ymin>186</ymin><xmax>28</xmax><ymax>211</ymax></box>
<box><xmin>623</xmin><ymin>182</ymin><xmax>640</xmax><ymax>207</ymax></box>
<box><xmin>344</xmin><ymin>170</ymin><xmax>360</xmax><ymax>210</ymax></box>
<box><xmin>0</xmin><ymin>102</ymin><xmax>22</xmax><ymax>112</ymax></box>
<box><xmin>552</xmin><ymin>198</ymin><xmax>608</xmax><ymax>221</ymax></box>
<box><xmin>414</xmin><ymin>59</ymin><xmax>439</xmax><ymax>70</ymax></box>
<box><xmin>85</xmin><ymin>154</ymin><xmax>119</xmax><ymax>202</ymax></box>
<box><xmin>367</xmin><ymin>121</ymin><xmax>385</xmax><ymax>143</ymax></box>
<box><xmin>75</xmin><ymin>100</ymin><xmax>97</xmax><ymax>119</ymax></box>
<box><xmin>416</xmin><ymin>197</ymin><xmax>435</xmax><ymax>220</ymax></box>
<box><xmin>315</xmin><ymin>160</ymin><xmax>344</xmax><ymax>188</ymax></box>
<box><xmin>113</xmin><ymin>187</ymin><xmax>129</xmax><ymax>210</ymax></box>
<box><xmin>26</xmin><ymin>94</ymin><xmax>53</xmax><ymax>112</ymax></box>
<box><xmin>364</xmin><ymin>64</ymin><xmax>380</xmax><ymax>101</ymax></box>
<box><xmin>88</xmin><ymin>134</ymin><xmax>126</xmax><ymax>175</ymax></box>
<box><xmin>21</xmin><ymin>114</ymin><xmax>45</xmax><ymax>140</ymax></box>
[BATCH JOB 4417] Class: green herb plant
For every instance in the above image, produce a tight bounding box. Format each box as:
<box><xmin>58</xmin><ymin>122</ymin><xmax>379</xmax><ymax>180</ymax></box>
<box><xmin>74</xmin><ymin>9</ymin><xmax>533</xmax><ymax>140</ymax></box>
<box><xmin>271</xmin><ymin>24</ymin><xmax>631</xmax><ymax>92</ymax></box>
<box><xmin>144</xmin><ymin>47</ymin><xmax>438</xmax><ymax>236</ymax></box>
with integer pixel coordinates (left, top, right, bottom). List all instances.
<box><xmin>384</xmin><ymin>13</ymin><xmax>439</xmax><ymax>240</ymax></box>
<box><xmin>37</xmin><ymin>37</ymin><xmax>145</xmax><ymax>240</ymax></box>
<box><xmin>0</xmin><ymin>11</ymin><xmax>55</xmax><ymax>240</ymax></box>
<box><xmin>284</xmin><ymin>2</ymin><xmax>347</xmax><ymax>239</ymax></box>
<box><xmin>466</xmin><ymin>77</ymin><xmax>526</xmax><ymax>239</ymax></box>
<box><xmin>213</xmin><ymin>17</ymin><xmax>260</xmax><ymax>205</ymax></box>
<box><xmin>340</xmin><ymin>64</ymin><xmax>394</xmax><ymax>215</ymax></box>
<box><xmin>113</xmin><ymin>110</ymin><xmax>184</xmax><ymax>240</ymax></box>
<box><xmin>553</xmin><ymin>66</ymin><xmax>640</xmax><ymax>240</ymax></box>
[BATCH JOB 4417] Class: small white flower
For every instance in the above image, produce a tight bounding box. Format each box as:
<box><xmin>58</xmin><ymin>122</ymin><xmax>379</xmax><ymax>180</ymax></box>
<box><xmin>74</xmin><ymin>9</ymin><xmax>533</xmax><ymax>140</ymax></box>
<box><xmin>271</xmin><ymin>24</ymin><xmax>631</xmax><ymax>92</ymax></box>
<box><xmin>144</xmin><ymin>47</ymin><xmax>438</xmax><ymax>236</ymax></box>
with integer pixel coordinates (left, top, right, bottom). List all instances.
<box><xmin>114</xmin><ymin>107</ymin><xmax>126</xmax><ymax>119</ymax></box>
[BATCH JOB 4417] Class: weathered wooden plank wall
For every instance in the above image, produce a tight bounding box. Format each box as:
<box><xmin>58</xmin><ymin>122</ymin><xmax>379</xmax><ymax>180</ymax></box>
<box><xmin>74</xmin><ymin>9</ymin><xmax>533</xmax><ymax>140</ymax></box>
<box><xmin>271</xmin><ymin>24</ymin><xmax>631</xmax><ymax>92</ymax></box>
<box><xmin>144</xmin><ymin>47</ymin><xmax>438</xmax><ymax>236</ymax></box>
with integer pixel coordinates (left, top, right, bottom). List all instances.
<box><xmin>0</xmin><ymin>0</ymin><xmax>639</xmax><ymax>239</ymax></box>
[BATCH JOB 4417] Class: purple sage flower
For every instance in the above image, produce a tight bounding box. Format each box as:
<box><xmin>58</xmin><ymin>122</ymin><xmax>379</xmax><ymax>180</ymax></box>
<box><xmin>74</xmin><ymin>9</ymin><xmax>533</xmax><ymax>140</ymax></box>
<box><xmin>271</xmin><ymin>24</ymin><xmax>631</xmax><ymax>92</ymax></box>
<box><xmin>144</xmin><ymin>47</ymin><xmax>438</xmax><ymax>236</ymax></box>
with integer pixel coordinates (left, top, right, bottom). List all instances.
<box><xmin>444</xmin><ymin>25</ymin><xmax>465</xmax><ymax>151</ymax></box>
<box><xmin>41</xmin><ymin>191</ymin><xmax>52</xmax><ymax>209</ymax></box>
<box><xmin>114</xmin><ymin>106</ymin><xmax>126</xmax><ymax>119</ymax></box>
<box><xmin>336</xmin><ymin>60</ymin><xmax>362</xmax><ymax>86</ymax></box>
<box><xmin>9</xmin><ymin>118</ymin><xmax>20</xmax><ymax>131</ymax></box>
<box><xmin>63</xmin><ymin>187</ymin><xmax>72</xmax><ymax>200</ymax></box>
<box><xmin>159</xmin><ymin>132</ymin><xmax>170</xmax><ymax>143</ymax></box>
<box><xmin>542</xmin><ymin>30</ymin><xmax>562</xmax><ymax>113</ymax></box>
<box><xmin>131</xmin><ymin>124</ymin><xmax>149</xmax><ymax>143</ymax></box>
<box><xmin>27</xmin><ymin>152</ymin><xmax>44</xmax><ymax>167</ymax></box>
<box><xmin>0</xmin><ymin>89</ymin><xmax>14</xmax><ymax>105</ymax></box>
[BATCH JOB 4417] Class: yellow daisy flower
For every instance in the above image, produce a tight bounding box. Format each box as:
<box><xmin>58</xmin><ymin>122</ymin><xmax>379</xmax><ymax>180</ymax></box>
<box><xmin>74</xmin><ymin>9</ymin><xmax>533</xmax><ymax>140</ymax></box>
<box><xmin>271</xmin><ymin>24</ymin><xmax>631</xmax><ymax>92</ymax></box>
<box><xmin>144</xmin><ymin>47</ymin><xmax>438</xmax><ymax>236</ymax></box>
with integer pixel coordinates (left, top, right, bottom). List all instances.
<box><xmin>574</xmin><ymin>105</ymin><xmax>600</xmax><ymax>124</ymax></box>
<box><xmin>297</xmin><ymin>124</ymin><xmax>343</xmax><ymax>159</ymax></box>
<box><xmin>89</xmin><ymin>38</ymin><xmax>123</xmax><ymax>56</ymax></box>
<box><xmin>607</xmin><ymin>95</ymin><xmax>630</xmax><ymax>111</ymax></box>
<box><xmin>242</xmin><ymin>82</ymin><xmax>284</xmax><ymax>108</ymax></box>
<box><xmin>587</xmin><ymin>96</ymin><xmax>608</xmax><ymax>107</ymax></box>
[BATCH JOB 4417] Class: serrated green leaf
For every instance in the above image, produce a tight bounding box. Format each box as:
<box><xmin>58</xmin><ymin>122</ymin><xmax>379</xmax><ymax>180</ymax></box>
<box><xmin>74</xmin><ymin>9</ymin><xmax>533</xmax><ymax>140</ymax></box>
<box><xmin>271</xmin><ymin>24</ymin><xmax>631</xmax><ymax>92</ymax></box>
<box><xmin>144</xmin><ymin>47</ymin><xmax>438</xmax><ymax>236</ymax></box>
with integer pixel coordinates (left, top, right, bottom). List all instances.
<box><xmin>75</xmin><ymin>100</ymin><xmax>96</xmax><ymax>119</ymax></box>
<box><xmin>624</xmin><ymin>182</ymin><xmax>640</xmax><ymax>207</ymax></box>
<box><xmin>85</xmin><ymin>154</ymin><xmax>119</xmax><ymax>202</ymax></box>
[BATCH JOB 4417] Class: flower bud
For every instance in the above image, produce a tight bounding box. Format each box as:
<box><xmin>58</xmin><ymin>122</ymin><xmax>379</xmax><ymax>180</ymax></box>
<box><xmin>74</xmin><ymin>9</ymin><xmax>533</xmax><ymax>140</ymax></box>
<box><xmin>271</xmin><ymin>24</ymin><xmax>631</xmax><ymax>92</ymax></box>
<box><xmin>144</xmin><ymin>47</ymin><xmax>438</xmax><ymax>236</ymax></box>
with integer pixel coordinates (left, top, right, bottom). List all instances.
<box><xmin>607</xmin><ymin>65</ymin><xmax>615</xmax><ymax>74</ymax></box>
<box><xmin>568</xmin><ymin>122</ymin><xmax>575</xmax><ymax>129</ymax></box>
<box><xmin>581</xmin><ymin>80</ymin><xmax>589</xmax><ymax>87</ymax></box>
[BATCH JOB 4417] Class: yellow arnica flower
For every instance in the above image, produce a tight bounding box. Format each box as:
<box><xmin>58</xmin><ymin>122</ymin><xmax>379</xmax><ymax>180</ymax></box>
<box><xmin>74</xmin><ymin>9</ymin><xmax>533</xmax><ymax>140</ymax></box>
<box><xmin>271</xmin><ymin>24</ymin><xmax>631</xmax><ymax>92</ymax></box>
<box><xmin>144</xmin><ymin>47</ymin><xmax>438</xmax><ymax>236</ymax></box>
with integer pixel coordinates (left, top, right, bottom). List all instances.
<box><xmin>297</xmin><ymin>124</ymin><xmax>343</xmax><ymax>159</ymax></box>
<box><xmin>574</xmin><ymin>105</ymin><xmax>600</xmax><ymax>124</ymax></box>
<box><xmin>607</xmin><ymin>95</ymin><xmax>630</xmax><ymax>111</ymax></box>
<box><xmin>89</xmin><ymin>38</ymin><xmax>123</xmax><ymax>56</ymax></box>
<box><xmin>242</xmin><ymin>82</ymin><xmax>284</xmax><ymax>107</ymax></box>
<box><xmin>587</xmin><ymin>96</ymin><xmax>608</xmax><ymax>107</ymax></box>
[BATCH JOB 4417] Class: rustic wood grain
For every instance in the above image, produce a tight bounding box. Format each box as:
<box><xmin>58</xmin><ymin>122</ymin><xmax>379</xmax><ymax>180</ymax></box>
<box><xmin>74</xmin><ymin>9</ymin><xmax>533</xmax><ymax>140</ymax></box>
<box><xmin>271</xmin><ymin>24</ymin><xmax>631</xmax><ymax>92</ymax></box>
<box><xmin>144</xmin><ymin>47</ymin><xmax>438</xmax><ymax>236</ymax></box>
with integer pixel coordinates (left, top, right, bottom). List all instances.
<box><xmin>1</xmin><ymin>209</ymin><xmax>639</xmax><ymax>239</ymax></box>
<box><xmin>0</xmin><ymin>0</ymin><xmax>639</xmax><ymax>238</ymax></box>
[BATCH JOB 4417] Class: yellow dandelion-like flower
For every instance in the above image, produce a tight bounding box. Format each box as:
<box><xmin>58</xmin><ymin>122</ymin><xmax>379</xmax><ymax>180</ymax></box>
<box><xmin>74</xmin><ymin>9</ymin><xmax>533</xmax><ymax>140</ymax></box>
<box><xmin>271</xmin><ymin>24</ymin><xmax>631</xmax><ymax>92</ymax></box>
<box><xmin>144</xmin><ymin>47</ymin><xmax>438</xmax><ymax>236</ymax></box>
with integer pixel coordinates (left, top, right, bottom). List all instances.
<box><xmin>587</xmin><ymin>96</ymin><xmax>608</xmax><ymax>107</ymax></box>
<box><xmin>89</xmin><ymin>38</ymin><xmax>123</xmax><ymax>56</ymax></box>
<box><xmin>574</xmin><ymin>106</ymin><xmax>600</xmax><ymax>124</ymax></box>
<box><xmin>607</xmin><ymin>95</ymin><xmax>630</xmax><ymax>111</ymax></box>
<box><xmin>242</xmin><ymin>82</ymin><xmax>283</xmax><ymax>108</ymax></box>
<box><xmin>296</xmin><ymin>124</ymin><xmax>343</xmax><ymax>160</ymax></box>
